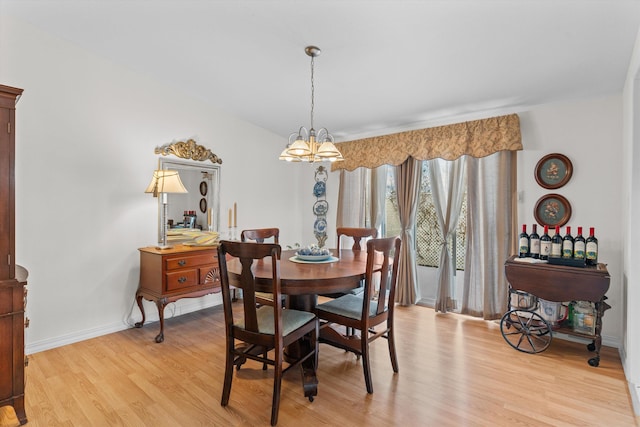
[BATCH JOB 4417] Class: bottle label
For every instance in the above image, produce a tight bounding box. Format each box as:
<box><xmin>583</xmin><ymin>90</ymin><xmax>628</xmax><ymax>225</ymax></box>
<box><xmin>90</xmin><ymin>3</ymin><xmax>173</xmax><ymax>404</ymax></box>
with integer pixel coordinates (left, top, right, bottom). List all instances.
<box><xmin>574</xmin><ymin>241</ymin><xmax>586</xmax><ymax>259</ymax></box>
<box><xmin>586</xmin><ymin>242</ymin><xmax>598</xmax><ymax>260</ymax></box>
<box><xmin>541</xmin><ymin>241</ymin><xmax>551</xmax><ymax>257</ymax></box>
<box><xmin>519</xmin><ymin>237</ymin><xmax>529</xmax><ymax>255</ymax></box>
<box><xmin>562</xmin><ymin>241</ymin><xmax>573</xmax><ymax>258</ymax></box>
<box><xmin>530</xmin><ymin>239</ymin><xmax>540</xmax><ymax>254</ymax></box>
<box><xmin>551</xmin><ymin>243</ymin><xmax>562</xmax><ymax>257</ymax></box>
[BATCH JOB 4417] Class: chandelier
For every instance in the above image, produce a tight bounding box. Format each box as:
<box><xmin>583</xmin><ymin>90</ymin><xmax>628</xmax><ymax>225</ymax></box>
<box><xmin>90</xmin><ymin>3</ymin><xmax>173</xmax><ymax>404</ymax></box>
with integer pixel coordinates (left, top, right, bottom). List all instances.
<box><xmin>279</xmin><ymin>46</ymin><xmax>344</xmax><ymax>163</ymax></box>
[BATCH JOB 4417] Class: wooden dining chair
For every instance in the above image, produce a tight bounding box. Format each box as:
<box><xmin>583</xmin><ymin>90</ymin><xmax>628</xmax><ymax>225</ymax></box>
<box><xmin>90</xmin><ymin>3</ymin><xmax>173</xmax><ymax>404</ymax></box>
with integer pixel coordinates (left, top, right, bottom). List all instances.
<box><xmin>217</xmin><ymin>240</ymin><xmax>319</xmax><ymax>426</ymax></box>
<box><xmin>322</xmin><ymin>227</ymin><xmax>378</xmax><ymax>299</ymax></box>
<box><xmin>241</xmin><ymin>228</ymin><xmax>280</xmax><ymax>244</ymax></box>
<box><xmin>240</xmin><ymin>228</ymin><xmax>280</xmax><ymax>305</ymax></box>
<box><xmin>336</xmin><ymin>227</ymin><xmax>378</xmax><ymax>252</ymax></box>
<box><xmin>315</xmin><ymin>236</ymin><xmax>401</xmax><ymax>394</ymax></box>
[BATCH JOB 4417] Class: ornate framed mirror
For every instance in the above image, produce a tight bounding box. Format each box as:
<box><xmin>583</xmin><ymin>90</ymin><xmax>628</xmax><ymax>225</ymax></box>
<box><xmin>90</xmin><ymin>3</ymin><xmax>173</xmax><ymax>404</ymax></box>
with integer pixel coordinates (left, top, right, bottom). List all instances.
<box><xmin>154</xmin><ymin>139</ymin><xmax>222</xmax><ymax>241</ymax></box>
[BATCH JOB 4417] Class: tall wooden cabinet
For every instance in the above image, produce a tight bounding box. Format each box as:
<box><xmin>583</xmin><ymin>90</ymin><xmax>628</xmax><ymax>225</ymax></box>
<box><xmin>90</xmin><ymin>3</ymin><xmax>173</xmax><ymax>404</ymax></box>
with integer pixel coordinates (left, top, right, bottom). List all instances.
<box><xmin>0</xmin><ymin>84</ymin><xmax>27</xmax><ymax>424</ymax></box>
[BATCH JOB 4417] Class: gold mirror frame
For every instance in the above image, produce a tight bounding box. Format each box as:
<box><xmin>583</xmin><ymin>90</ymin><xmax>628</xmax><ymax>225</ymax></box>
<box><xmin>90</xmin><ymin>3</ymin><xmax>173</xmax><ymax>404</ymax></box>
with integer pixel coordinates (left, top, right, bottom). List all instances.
<box><xmin>155</xmin><ymin>138</ymin><xmax>223</xmax><ymax>164</ymax></box>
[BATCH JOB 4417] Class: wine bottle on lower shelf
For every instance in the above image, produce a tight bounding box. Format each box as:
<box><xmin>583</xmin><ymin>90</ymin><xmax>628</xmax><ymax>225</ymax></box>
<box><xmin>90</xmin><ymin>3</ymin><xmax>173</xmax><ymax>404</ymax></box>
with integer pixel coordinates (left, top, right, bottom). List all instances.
<box><xmin>573</xmin><ymin>226</ymin><xmax>586</xmax><ymax>259</ymax></box>
<box><xmin>586</xmin><ymin>227</ymin><xmax>599</xmax><ymax>266</ymax></box>
<box><xmin>518</xmin><ymin>224</ymin><xmax>529</xmax><ymax>258</ymax></box>
<box><xmin>551</xmin><ymin>226</ymin><xmax>562</xmax><ymax>258</ymax></box>
<box><xmin>529</xmin><ymin>224</ymin><xmax>540</xmax><ymax>259</ymax></box>
<box><xmin>562</xmin><ymin>226</ymin><xmax>574</xmax><ymax>258</ymax></box>
<box><xmin>540</xmin><ymin>225</ymin><xmax>551</xmax><ymax>260</ymax></box>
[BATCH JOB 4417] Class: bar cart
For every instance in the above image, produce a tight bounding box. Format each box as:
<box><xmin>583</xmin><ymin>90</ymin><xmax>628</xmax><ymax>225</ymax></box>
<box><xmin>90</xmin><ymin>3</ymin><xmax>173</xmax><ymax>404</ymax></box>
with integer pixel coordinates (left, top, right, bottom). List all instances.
<box><xmin>500</xmin><ymin>256</ymin><xmax>610</xmax><ymax>366</ymax></box>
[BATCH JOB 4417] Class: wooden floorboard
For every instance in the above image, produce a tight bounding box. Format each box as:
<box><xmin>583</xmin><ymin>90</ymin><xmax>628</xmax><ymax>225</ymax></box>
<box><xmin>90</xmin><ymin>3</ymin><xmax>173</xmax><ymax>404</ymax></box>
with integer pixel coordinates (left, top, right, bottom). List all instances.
<box><xmin>23</xmin><ymin>302</ymin><xmax>638</xmax><ymax>426</ymax></box>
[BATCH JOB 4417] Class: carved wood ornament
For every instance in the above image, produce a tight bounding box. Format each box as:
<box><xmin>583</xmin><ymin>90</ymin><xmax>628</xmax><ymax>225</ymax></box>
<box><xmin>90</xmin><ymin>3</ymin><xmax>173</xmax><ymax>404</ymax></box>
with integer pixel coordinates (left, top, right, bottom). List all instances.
<box><xmin>155</xmin><ymin>138</ymin><xmax>223</xmax><ymax>164</ymax></box>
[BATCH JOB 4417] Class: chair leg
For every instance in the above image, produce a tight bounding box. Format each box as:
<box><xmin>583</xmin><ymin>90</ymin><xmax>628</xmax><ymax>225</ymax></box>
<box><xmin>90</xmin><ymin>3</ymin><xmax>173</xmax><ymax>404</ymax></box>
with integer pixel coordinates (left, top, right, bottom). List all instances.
<box><xmin>263</xmin><ymin>346</ymin><xmax>268</xmax><ymax>370</ymax></box>
<box><xmin>271</xmin><ymin>355</ymin><xmax>283</xmax><ymax>426</ymax></box>
<box><xmin>361</xmin><ymin>336</ymin><xmax>373</xmax><ymax>394</ymax></box>
<box><xmin>221</xmin><ymin>344</ymin><xmax>235</xmax><ymax>406</ymax></box>
<box><xmin>388</xmin><ymin>326</ymin><xmax>399</xmax><ymax>373</ymax></box>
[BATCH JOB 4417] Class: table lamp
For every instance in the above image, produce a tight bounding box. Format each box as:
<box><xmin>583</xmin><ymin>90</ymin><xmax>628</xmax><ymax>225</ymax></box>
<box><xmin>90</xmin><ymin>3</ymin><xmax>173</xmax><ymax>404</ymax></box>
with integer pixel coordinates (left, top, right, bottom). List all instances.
<box><xmin>145</xmin><ymin>169</ymin><xmax>188</xmax><ymax>249</ymax></box>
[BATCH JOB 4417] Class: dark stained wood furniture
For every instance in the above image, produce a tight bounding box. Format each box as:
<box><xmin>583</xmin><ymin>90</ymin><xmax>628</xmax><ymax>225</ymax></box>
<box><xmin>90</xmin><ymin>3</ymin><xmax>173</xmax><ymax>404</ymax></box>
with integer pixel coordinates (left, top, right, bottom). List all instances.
<box><xmin>504</xmin><ymin>255</ymin><xmax>610</xmax><ymax>366</ymax></box>
<box><xmin>324</xmin><ymin>227</ymin><xmax>378</xmax><ymax>299</ymax></box>
<box><xmin>240</xmin><ymin>228</ymin><xmax>280</xmax><ymax>244</ymax></box>
<box><xmin>0</xmin><ymin>85</ymin><xmax>27</xmax><ymax>425</ymax></box>
<box><xmin>315</xmin><ymin>237</ymin><xmax>402</xmax><ymax>393</ymax></box>
<box><xmin>135</xmin><ymin>244</ymin><xmax>220</xmax><ymax>343</ymax></box>
<box><xmin>217</xmin><ymin>241</ymin><xmax>318</xmax><ymax>426</ymax></box>
<box><xmin>336</xmin><ymin>227</ymin><xmax>378</xmax><ymax>252</ymax></box>
<box><xmin>225</xmin><ymin>248</ymin><xmax>379</xmax><ymax>397</ymax></box>
<box><xmin>240</xmin><ymin>228</ymin><xmax>280</xmax><ymax>305</ymax></box>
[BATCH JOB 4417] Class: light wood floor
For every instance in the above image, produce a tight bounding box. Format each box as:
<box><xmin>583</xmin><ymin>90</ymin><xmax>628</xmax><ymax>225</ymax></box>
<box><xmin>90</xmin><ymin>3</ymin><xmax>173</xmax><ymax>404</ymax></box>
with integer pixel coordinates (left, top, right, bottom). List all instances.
<box><xmin>24</xmin><ymin>302</ymin><xmax>638</xmax><ymax>426</ymax></box>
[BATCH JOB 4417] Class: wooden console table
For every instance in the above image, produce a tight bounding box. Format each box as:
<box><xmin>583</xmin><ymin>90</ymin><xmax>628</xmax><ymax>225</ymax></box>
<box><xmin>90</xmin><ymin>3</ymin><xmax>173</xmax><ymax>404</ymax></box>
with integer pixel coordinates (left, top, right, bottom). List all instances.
<box><xmin>504</xmin><ymin>256</ymin><xmax>610</xmax><ymax>366</ymax></box>
<box><xmin>135</xmin><ymin>245</ymin><xmax>220</xmax><ymax>343</ymax></box>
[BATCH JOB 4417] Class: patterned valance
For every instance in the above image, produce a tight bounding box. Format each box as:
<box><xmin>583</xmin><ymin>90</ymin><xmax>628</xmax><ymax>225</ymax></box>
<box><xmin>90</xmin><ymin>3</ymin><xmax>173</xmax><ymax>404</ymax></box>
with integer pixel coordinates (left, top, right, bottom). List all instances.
<box><xmin>331</xmin><ymin>113</ymin><xmax>522</xmax><ymax>171</ymax></box>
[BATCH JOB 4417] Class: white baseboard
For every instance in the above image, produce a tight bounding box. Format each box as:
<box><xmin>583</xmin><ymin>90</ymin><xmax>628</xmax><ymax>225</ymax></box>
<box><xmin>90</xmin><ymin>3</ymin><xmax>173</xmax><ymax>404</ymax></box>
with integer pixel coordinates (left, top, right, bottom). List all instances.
<box><xmin>631</xmin><ymin>382</ymin><xmax>640</xmax><ymax>416</ymax></box>
<box><xmin>26</xmin><ymin>295</ymin><xmax>223</xmax><ymax>355</ymax></box>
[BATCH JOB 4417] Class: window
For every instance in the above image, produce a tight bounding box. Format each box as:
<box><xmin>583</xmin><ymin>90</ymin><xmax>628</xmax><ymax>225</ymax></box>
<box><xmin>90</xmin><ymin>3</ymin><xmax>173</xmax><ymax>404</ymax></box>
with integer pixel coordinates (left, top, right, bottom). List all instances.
<box><xmin>384</xmin><ymin>162</ymin><xmax>467</xmax><ymax>270</ymax></box>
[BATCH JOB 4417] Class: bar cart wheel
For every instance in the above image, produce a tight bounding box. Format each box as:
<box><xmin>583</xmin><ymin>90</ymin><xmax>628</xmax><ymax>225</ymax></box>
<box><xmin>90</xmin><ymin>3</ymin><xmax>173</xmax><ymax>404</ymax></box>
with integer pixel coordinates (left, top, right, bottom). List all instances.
<box><xmin>500</xmin><ymin>309</ymin><xmax>553</xmax><ymax>354</ymax></box>
<box><xmin>588</xmin><ymin>356</ymin><xmax>600</xmax><ymax>367</ymax></box>
<box><xmin>587</xmin><ymin>341</ymin><xmax>596</xmax><ymax>352</ymax></box>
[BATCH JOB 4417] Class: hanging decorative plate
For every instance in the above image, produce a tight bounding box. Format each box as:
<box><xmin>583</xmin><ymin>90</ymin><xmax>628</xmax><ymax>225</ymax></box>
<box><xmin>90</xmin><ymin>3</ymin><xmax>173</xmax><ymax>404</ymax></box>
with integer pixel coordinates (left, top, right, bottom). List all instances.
<box><xmin>533</xmin><ymin>193</ymin><xmax>572</xmax><ymax>228</ymax></box>
<box><xmin>199</xmin><ymin>181</ymin><xmax>208</xmax><ymax>196</ymax></box>
<box><xmin>534</xmin><ymin>153</ymin><xmax>573</xmax><ymax>189</ymax></box>
<box><xmin>199</xmin><ymin>197</ymin><xmax>207</xmax><ymax>213</ymax></box>
<box><xmin>313</xmin><ymin>181</ymin><xmax>326</xmax><ymax>197</ymax></box>
<box><xmin>314</xmin><ymin>218</ymin><xmax>327</xmax><ymax>234</ymax></box>
<box><xmin>313</xmin><ymin>200</ymin><xmax>329</xmax><ymax>216</ymax></box>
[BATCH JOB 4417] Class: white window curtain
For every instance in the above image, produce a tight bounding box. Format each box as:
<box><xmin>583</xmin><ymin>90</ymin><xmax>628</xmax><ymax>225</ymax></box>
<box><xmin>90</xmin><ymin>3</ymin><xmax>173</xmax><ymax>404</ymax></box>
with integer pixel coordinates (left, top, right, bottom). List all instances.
<box><xmin>428</xmin><ymin>157</ymin><xmax>467</xmax><ymax>313</ymax></box>
<box><xmin>336</xmin><ymin>167</ymin><xmax>386</xmax><ymax>232</ymax></box>
<box><xmin>461</xmin><ymin>151</ymin><xmax>517</xmax><ymax>319</ymax></box>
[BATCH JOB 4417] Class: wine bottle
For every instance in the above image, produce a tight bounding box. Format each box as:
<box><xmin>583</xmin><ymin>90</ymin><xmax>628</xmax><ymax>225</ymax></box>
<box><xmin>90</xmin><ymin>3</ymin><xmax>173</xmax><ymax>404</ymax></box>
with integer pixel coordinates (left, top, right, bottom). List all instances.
<box><xmin>573</xmin><ymin>226</ymin><xmax>586</xmax><ymax>259</ymax></box>
<box><xmin>529</xmin><ymin>224</ymin><xmax>540</xmax><ymax>259</ymax></box>
<box><xmin>550</xmin><ymin>227</ymin><xmax>562</xmax><ymax>258</ymax></box>
<box><xmin>586</xmin><ymin>227</ymin><xmax>598</xmax><ymax>266</ymax></box>
<box><xmin>540</xmin><ymin>225</ymin><xmax>551</xmax><ymax>260</ymax></box>
<box><xmin>518</xmin><ymin>224</ymin><xmax>529</xmax><ymax>258</ymax></box>
<box><xmin>562</xmin><ymin>226</ymin><xmax>574</xmax><ymax>258</ymax></box>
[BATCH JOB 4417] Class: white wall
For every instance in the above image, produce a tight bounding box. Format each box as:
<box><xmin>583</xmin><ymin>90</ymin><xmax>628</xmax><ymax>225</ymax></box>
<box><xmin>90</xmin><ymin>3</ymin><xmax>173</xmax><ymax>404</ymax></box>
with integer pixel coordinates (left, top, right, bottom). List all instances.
<box><xmin>0</xmin><ymin>15</ymin><xmax>308</xmax><ymax>353</ymax></box>
<box><xmin>622</xmin><ymin>27</ymin><xmax>640</xmax><ymax>414</ymax></box>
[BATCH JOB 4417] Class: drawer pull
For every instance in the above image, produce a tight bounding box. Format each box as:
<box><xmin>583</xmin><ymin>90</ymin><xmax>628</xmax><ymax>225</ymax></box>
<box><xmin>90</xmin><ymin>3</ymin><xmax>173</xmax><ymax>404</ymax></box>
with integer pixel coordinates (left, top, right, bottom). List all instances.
<box><xmin>178</xmin><ymin>260</ymin><xmax>187</xmax><ymax>266</ymax></box>
<box><xmin>178</xmin><ymin>276</ymin><xmax>187</xmax><ymax>284</ymax></box>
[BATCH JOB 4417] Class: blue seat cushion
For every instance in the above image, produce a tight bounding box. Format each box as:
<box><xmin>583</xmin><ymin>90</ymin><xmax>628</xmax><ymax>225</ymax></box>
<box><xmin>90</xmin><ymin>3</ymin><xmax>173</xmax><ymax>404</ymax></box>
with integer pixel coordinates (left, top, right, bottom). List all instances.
<box><xmin>236</xmin><ymin>306</ymin><xmax>316</xmax><ymax>336</ymax></box>
<box><xmin>316</xmin><ymin>294</ymin><xmax>385</xmax><ymax>320</ymax></box>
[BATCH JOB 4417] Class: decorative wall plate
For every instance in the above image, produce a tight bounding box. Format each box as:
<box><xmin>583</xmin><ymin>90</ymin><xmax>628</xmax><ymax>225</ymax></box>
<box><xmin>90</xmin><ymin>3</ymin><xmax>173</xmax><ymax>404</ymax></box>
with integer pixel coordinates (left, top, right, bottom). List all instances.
<box><xmin>314</xmin><ymin>218</ymin><xmax>327</xmax><ymax>234</ymax></box>
<box><xmin>199</xmin><ymin>197</ymin><xmax>207</xmax><ymax>213</ymax></box>
<box><xmin>313</xmin><ymin>181</ymin><xmax>326</xmax><ymax>197</ymax></box>
<box><xmin>534</xmin><ymin>193</ymin><xmax>572</xmax><ymax>228</ymax></box>
<box><xmin>535</xmin><ymin>153</ymin><xmax>573</xmax><ymax>189</ymax></box>
<box><xmin>313</xmin><ymin>200</ymin><xmax>329</xmax><ymax>216</ymax></box>
<box><xmin>199</xmin><ymin>181</ymin><xmax>208</xmax><ymax>196</ymax></box>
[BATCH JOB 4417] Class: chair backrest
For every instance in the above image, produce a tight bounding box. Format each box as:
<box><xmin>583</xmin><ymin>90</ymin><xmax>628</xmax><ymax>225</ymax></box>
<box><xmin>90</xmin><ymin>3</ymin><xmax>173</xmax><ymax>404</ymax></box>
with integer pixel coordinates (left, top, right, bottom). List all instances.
<box><xmin>217</xmin><ymin>240</ymin><xmax>284</xmax><ymax>342</ymax></box>
<box><xmin>241</xmin><ymin>228</ymin><xmax>280</xmax><ymax>244</ymax></box>
<box><xmin>337</xmin><ymin>227</ymin><xmax>378</xmax><ymax>252</ymax></box>
<box><xmin>363</xmin><ymin>236</ymin><xmax>402</xmax><ymax>318</ymax></box>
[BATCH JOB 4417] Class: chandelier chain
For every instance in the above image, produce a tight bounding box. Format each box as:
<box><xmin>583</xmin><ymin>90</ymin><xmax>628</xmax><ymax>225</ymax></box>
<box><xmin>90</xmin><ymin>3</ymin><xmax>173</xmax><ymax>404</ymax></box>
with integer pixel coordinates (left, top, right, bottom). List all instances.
<box><xmin>310</xmin><ymin>55</ymin><xmax>315</xmax><ymax>130</ymax></box>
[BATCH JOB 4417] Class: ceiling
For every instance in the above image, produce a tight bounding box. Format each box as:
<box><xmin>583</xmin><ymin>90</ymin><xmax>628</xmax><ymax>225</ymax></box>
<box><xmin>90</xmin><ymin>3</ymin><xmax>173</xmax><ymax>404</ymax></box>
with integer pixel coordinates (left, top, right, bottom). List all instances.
<box><xmin>3</xmin><ymin>0</ymin><xmax>640</xmax><ymax>141</ymax></box>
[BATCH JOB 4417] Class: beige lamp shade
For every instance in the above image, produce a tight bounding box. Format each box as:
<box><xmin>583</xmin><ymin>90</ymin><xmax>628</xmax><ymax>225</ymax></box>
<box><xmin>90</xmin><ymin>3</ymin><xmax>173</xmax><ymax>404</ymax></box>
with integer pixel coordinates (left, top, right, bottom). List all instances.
<box><xmin>145</xmin><ymin>170</ymin><xmax>188</xmax><ymax>197</ymax></box>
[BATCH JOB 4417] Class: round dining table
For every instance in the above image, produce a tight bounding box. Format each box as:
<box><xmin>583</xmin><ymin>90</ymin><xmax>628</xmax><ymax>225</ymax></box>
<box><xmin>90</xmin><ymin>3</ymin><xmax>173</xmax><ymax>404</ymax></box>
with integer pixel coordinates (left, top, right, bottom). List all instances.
<box><xmin>226</xmin><ymin>248</ymin><xmax>372</xmax><ymax>311</ymax></box>
<box><xmin>225</xmin><ymin>248</ymin><xmax>376</xmax><ymax>400</ymax></box>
